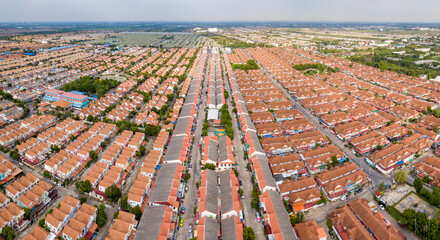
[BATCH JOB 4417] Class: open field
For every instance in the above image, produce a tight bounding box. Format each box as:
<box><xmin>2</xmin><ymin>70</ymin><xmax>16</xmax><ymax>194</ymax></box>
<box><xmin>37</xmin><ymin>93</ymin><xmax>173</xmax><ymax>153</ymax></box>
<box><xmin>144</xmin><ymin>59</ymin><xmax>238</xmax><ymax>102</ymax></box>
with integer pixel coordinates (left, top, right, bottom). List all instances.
<box><xmin>395</xmin><ymin>192</ymin><xmax>437</xmax><ymax>217</ymax></box>
<box><xmin>90</xmin><ymin>32</ymin><xmax>218</xmax><ymax>47</ymax></box>
<box><xmin>383</xmin><ymin>184</ymin><xmax>413</xmax><ymax>206</ymax></box>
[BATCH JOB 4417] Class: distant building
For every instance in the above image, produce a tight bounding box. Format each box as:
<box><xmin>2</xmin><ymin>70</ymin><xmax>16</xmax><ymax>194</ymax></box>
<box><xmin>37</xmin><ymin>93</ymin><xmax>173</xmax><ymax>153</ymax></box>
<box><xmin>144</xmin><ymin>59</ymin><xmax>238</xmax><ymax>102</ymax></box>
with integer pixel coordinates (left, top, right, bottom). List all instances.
<box><xmin>43</xmin><ymin>89</ymin><xmax>89</xmax><ymax>108</ymax></box>
<box><xmin>208</xmin><ymin>28</ymin><xmax>219</xmax><ymax>33</ymax></box>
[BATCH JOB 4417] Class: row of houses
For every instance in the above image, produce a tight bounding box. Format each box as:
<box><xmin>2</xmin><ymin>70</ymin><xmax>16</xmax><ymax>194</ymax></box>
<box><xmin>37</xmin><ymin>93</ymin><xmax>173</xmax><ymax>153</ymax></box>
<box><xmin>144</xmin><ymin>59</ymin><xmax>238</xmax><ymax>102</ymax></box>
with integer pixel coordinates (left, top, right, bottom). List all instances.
<box><xmin>127</xmin><ymin>131</ymin><xmax>169</xmax><ymax>208</ymax></box>
<box><xmin>248</xmin><ymin>47</ymin><xmax>438</xmax><ymax>176</ymax></box>
<box><xmin>44</xmin><ymin>195</ymin><xmax>98</xmax><ymax>240</ymax></box>
<box><xmin>207</xmin><ymin>48</ymin><xmax>225</xmax><ymax>110</ymax></box>
<box><xmin>196</xmin><ymin>169</ymin><xmax>243</xmax><ymax>239</ymax></box>
<box><xmin>82</xmin><ymin>130</ymin><xmax>144</xmax><ymax>200</ymax></box>
<box><xmin>104</xmin><ymin>211</ymin><xmax>137</xmax><ymax>240</ymax></box>
<box><xmin>0</xmin><ymin>114</ymin><xmax>56</xmax><ymax>149</ymax></box>
<box><xmin>329</xmin><ymin>198</ymin><xmax>404</xmax><ymax>240</ymax></box>
<box><xmin>201</xmin><ymin>135</ymin><xmax>236</xmax><ymax>171</ymax></box>
<box><xmin>224</xmin><ymin>52</ymin><xmax>295</xmax><ymax>240</ymax></box>
<box><xmin>4</xmin><ymin>172</ymin><xmax>57</xmax><ymax>230</ymax></box>
<box><xmin>133</xmin><ymin>48</ymin><xmax>208</xmax><ymax>240</ymax></box>
<box><xmin>19</xmin><ymin>118</ymin><xmax>85</xmax><ymax>165</ymax></box>
<box><xmin>44</xmin><ymin>121</ymin><xmax>116</xmax><ymax>180</ymax></box>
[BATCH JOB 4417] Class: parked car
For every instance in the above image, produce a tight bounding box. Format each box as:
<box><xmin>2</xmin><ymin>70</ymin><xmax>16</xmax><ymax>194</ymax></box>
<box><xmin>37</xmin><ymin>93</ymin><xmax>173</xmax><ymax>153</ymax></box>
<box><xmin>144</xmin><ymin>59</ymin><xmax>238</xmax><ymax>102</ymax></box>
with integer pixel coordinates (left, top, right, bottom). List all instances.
<box><xmin>256</xmin><ymin>212</ymin><xmax>261</xmax><ymax>222</ymax></box>
<box><xmin>378</xmin><ymin>204</ymin><xmax>385</xmax><ymax>211</ymax></box>
<box><xmin>341</xmin><ymin>195</ymin><xmax>348</xmax><ymax>201</ymax></box>
<box><xmin>188</xmin><ymin>224</ymin><xmax>192</xmax><ymax>233</ymax></box>
<box><xmin>356</xmin><ymin>188</ymin><xmax>363</xmax><ymax>194</ymax></box>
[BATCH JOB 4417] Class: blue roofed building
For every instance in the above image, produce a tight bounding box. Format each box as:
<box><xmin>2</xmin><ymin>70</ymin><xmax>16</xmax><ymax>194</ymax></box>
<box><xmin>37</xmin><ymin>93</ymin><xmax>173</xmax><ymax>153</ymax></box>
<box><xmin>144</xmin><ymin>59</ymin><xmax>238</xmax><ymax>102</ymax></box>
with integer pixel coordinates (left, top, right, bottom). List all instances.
<box><xmin>43</xmin><ymin>89</ymin><xmax>89</xmax><ymax>108</ymax></box>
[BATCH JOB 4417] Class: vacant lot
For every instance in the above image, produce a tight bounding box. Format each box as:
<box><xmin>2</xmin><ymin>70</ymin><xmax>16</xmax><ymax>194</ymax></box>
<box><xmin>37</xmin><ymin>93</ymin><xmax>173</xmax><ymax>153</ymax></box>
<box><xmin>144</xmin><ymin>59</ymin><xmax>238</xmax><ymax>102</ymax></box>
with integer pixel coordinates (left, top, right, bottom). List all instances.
<box><xmin>395</xmin><ymin>192</ymin><xmax>437</xmax><ymax>217</ymax></box>
<box><xmin>382</xmin><ymin>184</ymin><xmax>412</xmax><ymax>206</ymax></box>
<box><xmin>90</xmin><ymin>32</ymin><xmax>218</xmax><ymax>48</ymax></box>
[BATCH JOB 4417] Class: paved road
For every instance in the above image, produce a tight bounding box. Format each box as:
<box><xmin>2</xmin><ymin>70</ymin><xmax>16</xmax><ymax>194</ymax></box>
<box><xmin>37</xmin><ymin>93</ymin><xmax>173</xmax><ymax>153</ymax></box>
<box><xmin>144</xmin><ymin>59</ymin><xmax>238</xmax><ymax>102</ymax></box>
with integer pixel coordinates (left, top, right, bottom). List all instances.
<box><xmin>244</xmin><ymin>49</ymin><xmax>392</xmax><ymax>187</ymax></box>
<box><xmin>221</xmin><ymin>57</ymin><xmax>265</xmax><ymax>239</ymax></box>
<box><xmin>177</xmin><ymin>51</ymin><xmax>209</xmax><ymax>240</ymax></box>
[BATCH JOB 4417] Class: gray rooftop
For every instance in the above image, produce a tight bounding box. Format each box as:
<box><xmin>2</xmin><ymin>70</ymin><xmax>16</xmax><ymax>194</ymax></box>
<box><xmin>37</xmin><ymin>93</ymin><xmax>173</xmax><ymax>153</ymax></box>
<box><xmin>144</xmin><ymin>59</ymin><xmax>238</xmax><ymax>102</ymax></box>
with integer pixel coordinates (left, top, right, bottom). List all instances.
<box><xmin>202</xmin><ymin>216</ymin><xmax>219</xmax><ymax>240</ymax></box>
<box><xmin>239</xmin><ymin>102</ymin><xmax>248</xmax><ymax>115</ymax></box>
<box><xmin>219</xmin><ymin>170</ymin><xmax>234</xmax><ymax>214</ymax></box>
<box><xmin>188</xmin><ymin>85</ymin><xmax>198</xmax><ymax>94</ymax></box>
<box><xmin>179</xmin><ymin>104</ymin><xmax>194</xmax><ymax>119</ymax></box>
<box><xmin>207</xmin><ymin>139</ymin><xmax>218</xmax><ymax>163</ymax></box>
<box><xmin>149</xmin><ymin>163</ymin><xmax>179</xmax><ymax>203</ymax></box>
<box><xmin>134</xmin><ymin>205</ymin><xmax>169</xmax><ymax>240</ymax></box>
<box><xmin>242</xmin><ymin>114</ymin><xmax>255</xmax><ymax>131</ymax></box>
<box><xmin>173</xmin><ymin>117</ymin><xmax>191</xmax><ymax>136</ymax></box>
<box><xmin>255</xmin><ymin>154</ymin><xmax>277</xmax><ymax>189</ymax></box>
<box><xmin>218</xmin><ymin>136</ymin><xmax>229</xmax><ymax>163</ymax></box>
<box><xmin>205</xmin><ymin>170</ymin><xmax>218</xmax><ymax>215</ymax></box>
<box><xmin>268</xmin><ymin>190</ymin><xmax>296</xmax><ymax>239</ymax></box>
<box><xmin>184</xmin><ymin>93</ymin><xmax>196</xmax><ymax>105</ymax></box>
<box><xmin>221</xmin><ymin>216</ymin><xmax>239</xmax><ymax>240</ymax></box>
<box><xmin>163</xmin><ymin>135</ymin><xmax>185</xmax><ymax>162</ymax></box>
<box><xmin>249</xmin><ymin>131</ymin><xmax>265</xmax><ymax>154</ymax></box>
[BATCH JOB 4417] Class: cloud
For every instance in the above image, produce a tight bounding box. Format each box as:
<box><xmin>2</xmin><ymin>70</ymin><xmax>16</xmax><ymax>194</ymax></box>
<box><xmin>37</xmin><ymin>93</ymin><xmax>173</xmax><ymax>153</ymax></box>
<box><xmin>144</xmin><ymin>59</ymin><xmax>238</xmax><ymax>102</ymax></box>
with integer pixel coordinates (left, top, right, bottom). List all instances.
<box><xmin>1</xmin><ymin>0</ymin><xmax>439</xmax><ymax>23</ymax></box>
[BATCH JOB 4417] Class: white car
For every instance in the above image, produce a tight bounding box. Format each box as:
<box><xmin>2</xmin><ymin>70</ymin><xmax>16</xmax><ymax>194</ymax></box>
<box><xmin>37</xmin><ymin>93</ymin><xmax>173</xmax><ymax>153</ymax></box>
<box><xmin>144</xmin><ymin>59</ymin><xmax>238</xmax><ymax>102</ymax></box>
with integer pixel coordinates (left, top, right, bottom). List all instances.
<box><xmin>340</xmin><ymin>195</ymin><xmax>348</xmax><ymax>201</ymax></box>
<box><xmin>378</xmin><ymin>204</ymin><xmax>385</xmax><ymax>211</ymax></box>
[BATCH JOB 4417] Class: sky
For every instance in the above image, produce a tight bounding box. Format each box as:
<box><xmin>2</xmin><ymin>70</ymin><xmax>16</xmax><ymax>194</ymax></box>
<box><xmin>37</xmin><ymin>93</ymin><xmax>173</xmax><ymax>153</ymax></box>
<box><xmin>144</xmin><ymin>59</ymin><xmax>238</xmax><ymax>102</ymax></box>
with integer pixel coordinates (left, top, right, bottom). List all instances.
<box><xmin>1</xmin><ymin>0</ymin><xmax>440</xmax><ymax>23</ymax></box>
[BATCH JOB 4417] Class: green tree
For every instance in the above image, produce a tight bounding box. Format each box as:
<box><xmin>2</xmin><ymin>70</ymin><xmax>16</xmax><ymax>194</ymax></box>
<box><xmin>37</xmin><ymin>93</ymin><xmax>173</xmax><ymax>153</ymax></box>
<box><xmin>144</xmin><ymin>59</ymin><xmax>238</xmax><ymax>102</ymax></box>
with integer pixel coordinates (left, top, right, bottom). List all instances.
<box><xmin>89</xmin><ymin>150</ymin><xmax>98</xmax><ymax>162</ymax></box>
<box><xmin>203</xmin><ymin>163</ymin><xmax>216</xmax><ymax>170</ymax></box>
<box><xmin>331</xmin><ymin>156</ymin><xmax>339</xmax><ymax>166</ymax></box>
<box><xmin>243</xmin><ymin>227</ymin><xmax>255</xmax><ymax>240</ymax></box>
<box><xmin>105</xmin><ymin>185</ymin><xmax>121</xmax><ymax>203</ymax></box>
<box><xmin>43</xmin><ymin>171</ymin><xmax>51</xmax><ymax>179</ymax></box>
<box><xmin>416</xmin><ymin>211</ymin><xmax>428</xmax><ymax>236</ymax></box>
<box><xmin>184</xmin><ymin>173</ymin><xmax>191</xmax><ymax>182</ymax></box>
<box><xmin>2</xmin><ymin>226</ymin><xmax>15</xmax><ymax>240</ymax></box>
<box><xmin>427</xmin><ymin>218</ymin><xmax>438</xmax><ymax>240</ymax></box>
<box><xmin>251</xmin><ymin>187</ymin><xmax>260</xmax><ymax>210</ymax></box>
<box><xmin>290</xmin><ymin>211</ymin><xmax>304</xmax><ymax>226</ymax></box>
<box><xmin>130</xmin><ymin>205</ymin><xmax>143</xmax><ymax>221</ymax></box>
<box><xmin>120</xmin><ymin>196</ymin><xmax>129</xmax><ymax>211</ymax></box>
<box><xmin>23</xmin><ymin>207</ymin><xmax>30</xmax><ymax>220</ymax></box>
<box><xmin>238</xmin><ymin>188</ymin><xmax>244</xmax><ymax>196</ymax></box>
<box><xmin>401</xmin><ymin>209</ymin><xmax>416</xmax><ymax>229</ymax></box>
<box><xmin>429</xmin><ymin>188</ymin><xmax>440</xmax><ymax>206</ymax></box>
<box><xmin>395</xmin><ymin>170</ymin><xmax>407</xmax><ymax>184</ymax></box>
<box><xmin>139</xmin><ymin>145</ymin><xmax>146</xmax><ymax>153</ymax></box>
<box><xmin>87</xmin><ymin>115</ymin><xmax>94</xmax><ymax>122</ymax></box>
<box><xmin>79</xmin><ymin>197</ymin><xmax>87</xmax><ymax>204</ymax></box>
<box><xmin>96</xmin><ymin>204</ymin><xmax>107</xmax><ymax>227</ymax></box>
<box><xmin>39</xmin><ymin>218</ymin><xmax>46</xmax><ymax>227</ymax></box>
<box><xmin>414</xmin><ymin>177</ymin><xmax>424</xmax><ymax>193</ymax></box>
<box><xmin>75</xmin><ymin>180</ymin><xmax>92</xmax><ymax>194</ymax></box>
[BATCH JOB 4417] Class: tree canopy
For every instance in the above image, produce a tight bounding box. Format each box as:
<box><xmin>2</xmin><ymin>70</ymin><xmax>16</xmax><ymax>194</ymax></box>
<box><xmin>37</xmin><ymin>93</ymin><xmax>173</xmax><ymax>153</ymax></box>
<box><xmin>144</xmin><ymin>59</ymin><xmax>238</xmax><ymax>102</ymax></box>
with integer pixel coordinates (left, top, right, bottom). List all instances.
<box><xmin>232</xmin><ymin>60</ymin><xmax>259</xmax><ymax>72</ymax></box>
<box><xmin>243</xmin><ymin>227</ymin><xmax>256</xmax><ymax>240</ymax></box>
<box><xmin>395</xmin><ymin>170</ymin><xmax>407</xmax><ymax>184</ymax></box>
<box><xmin>96</xmin><ymin>204</ymin><xmax>107</xmax><ymax>227</ymax></box>
<box><xmin>2</xmin><ymin>226</ymin><xmax>15</xmax><ymax>240</ymax></box>
<box><xmin>105</xmin><ymin>185</ymin><xmax>122</xmax><ymax>203</ymax></box>
<box><xmin>75</xmin><ymin>180</ymin><xmax>92</xmax><ymax>194</ymax></box>
<box><xmin>61</xmin><ymin>76</ymin><xmax>119</xmax><ymax>98</ymax></box>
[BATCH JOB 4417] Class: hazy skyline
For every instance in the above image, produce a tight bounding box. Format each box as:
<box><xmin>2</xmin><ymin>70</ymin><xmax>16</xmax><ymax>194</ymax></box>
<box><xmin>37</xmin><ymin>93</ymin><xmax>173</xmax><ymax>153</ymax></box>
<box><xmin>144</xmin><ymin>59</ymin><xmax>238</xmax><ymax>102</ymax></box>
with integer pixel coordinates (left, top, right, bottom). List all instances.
<box><xmin>1</xmin><ymin>0</ymin><xmax>440</xmax><ymax>23</ymax></box>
